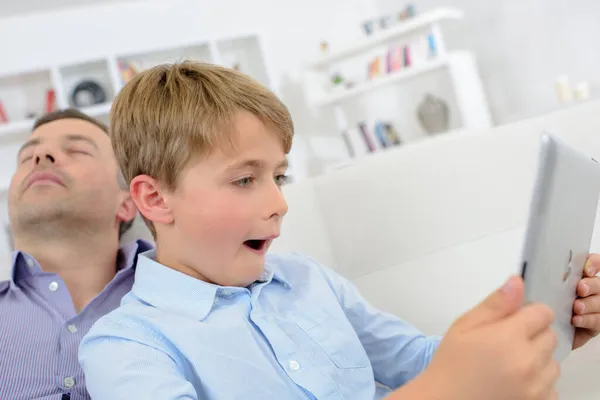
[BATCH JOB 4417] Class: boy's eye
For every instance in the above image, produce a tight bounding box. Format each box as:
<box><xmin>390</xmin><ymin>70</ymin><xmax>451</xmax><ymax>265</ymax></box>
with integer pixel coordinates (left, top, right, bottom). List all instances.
<box><xmin>234</xmin><ymin>177</ymin><xmax>254</xmax><ymax>188</ymax></box>
<box><xmin>275</xmin><ymin>174</ymin><xmax>291</xmax><ymax>186</ymax></box>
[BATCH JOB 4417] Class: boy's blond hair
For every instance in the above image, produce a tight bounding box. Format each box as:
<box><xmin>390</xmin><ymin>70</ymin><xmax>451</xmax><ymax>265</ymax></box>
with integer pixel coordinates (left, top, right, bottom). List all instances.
<box><xmin>109</xmin><ymin>61</ymin><xmax>294</xmax><ymax>236</ymax></box>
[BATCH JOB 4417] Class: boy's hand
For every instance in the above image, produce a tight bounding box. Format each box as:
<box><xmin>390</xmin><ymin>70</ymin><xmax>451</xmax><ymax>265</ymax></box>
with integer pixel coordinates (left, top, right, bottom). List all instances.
<box><xmin>572</xmin><ymin>253</ymin><xmax>600</xmax><ymax>350</ymax></box>
<box><xmin>417</xmin><ymin>276</ymin><xmax>559</xmax><ymax>400</ymax></box>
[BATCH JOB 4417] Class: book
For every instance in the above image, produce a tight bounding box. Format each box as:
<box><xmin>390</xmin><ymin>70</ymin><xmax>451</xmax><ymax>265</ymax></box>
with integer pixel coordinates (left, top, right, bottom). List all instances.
<box><xmin>358</xmin><ymin>122</ymin><xmax>376</xmax><ymax>152</ymax></box>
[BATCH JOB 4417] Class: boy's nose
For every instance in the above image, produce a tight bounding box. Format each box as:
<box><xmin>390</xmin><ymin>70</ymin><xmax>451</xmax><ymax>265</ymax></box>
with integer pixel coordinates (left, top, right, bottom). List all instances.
<box><xmin>266</xmin><ymin>184</ymin><xmax>288</xmax><ymax>220</ymax></box>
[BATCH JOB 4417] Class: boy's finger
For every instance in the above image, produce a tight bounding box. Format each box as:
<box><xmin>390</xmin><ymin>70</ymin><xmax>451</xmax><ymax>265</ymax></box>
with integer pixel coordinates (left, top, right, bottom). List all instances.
<box><xmin>584</xmin><ymin>254</ymin><xmax>600</xmax><ymax>276</ymax></box>
<box><xmin>573</xmin><ymin>314</ymin><xmax>600</xmax><ymax>330</ymax></box>
<box><xmin>574</xmin><ymin>295</ymin><xmax>600</xmax><ymax>315</ymax></box>
<box><xmin>456</xmin><ymin>276</ymin><xmax>523</xmax><ymax>330</ymax></box>
<box><xmin>577</xmin><ymin>277</ymin><xmax>600</xmax><ymax>297</ymax></box>
<box><xmin>504</xmin><ymin>303</ymin><xmax>555</xmax><ymax>339</ymax></box>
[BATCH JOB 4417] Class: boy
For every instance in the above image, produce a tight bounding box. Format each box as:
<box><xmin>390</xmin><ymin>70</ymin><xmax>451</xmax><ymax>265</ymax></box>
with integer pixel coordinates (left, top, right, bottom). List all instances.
<box><xmin>79</xmin><ymin>62</ymin><xmax>600</xmax><ymax>399</ymax></box>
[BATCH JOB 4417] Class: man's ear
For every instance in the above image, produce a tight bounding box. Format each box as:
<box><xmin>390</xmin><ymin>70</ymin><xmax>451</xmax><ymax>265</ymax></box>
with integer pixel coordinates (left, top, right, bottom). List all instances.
<box><xmin>129</xmin><ymin>175</ymin><xmax>174</xmax><ymax>225</ymax></box>
<box><xmin>116</xmin><ymin>190</ymin><xmax>137</xmax><ymax>225</ymax></box>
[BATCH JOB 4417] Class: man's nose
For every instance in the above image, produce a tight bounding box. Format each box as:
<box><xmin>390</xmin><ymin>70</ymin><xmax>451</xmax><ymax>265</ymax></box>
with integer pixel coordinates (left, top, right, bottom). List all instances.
<box><xmin>34</xmin><ymin>153</ymin><xmax>55</xmax><ymax>166</ymax></box>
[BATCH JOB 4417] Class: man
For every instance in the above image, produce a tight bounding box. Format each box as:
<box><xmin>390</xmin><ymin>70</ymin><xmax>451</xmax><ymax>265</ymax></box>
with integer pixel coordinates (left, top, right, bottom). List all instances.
<box><xmin>0</xmin><ymin>109</ymin><xmax>152</xmax><ymax>400</ymax></box>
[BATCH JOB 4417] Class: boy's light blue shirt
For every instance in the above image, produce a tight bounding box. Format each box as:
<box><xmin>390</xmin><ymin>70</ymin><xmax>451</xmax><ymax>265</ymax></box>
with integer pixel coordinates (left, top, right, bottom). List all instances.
<box><xmin>79</xmin><ymin>251</ymin><xmax>440</xmax><ymax>400</ymax></box>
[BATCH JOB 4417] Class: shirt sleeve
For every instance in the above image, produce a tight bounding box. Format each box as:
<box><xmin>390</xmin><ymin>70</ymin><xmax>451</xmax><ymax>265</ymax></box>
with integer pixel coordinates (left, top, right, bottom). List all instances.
<box><xmin>78</xmin><ymin>317</ymin><xmax>198</xmax><ymax>400</ymax></box>
<box><xmin>308</xmin><ymin>256</ymin><xmax>441</xmax><ymax>389</ymax></box>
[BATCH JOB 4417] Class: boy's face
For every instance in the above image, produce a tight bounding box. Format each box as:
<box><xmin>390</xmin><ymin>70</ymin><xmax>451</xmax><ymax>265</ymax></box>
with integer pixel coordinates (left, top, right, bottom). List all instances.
<box><xmin>146</xmin><ymin>111</ymin><xmax>289</xmax><ymax>287</ymax></box>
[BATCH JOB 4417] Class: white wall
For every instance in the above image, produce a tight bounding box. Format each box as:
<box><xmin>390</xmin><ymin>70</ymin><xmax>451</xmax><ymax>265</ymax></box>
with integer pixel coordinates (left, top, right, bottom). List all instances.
<box><xmin>0</xmin><ymin>0</ymin><xmax>377</xmax><ymax>188</ymax></box>
<box><xmin>376</xmin><ymin>0</ymin><xmax>600</xmax><ymax>124</ymax></box>
<box><xmin>0</xmin><ymin>0</ymin><xmax>376</xmax><ymax>266</ymax></box>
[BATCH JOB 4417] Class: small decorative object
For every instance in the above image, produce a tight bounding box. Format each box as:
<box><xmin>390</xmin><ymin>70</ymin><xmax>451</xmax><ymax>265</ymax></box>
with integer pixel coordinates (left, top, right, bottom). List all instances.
<box><xmin>344</xmin><ymin>80</ymin><xmax>356</xmax><ymax>89</ymax></box>
<box><xmin>417</xmin><ymin>94</ymin><xmax>450</xmax><ymax>134</ymax></box>
<box><xmin>320</xmin><ymin>41</ymin><xmax>329</xmax><ymax>54</ymax></box>
<box><xmin>398</xmin><ymin>4</ymin><xmax>416</xmax><ymax>21</ymax></box>
<box><xmin>45</xmin><ymin>89</ymin><xmax>56</xmax><ymax>113</ymax></box>
<box><xmin>379</xmin><ymin>15</ymin><xmax>392</xmax><ymax>30</ymax></box>
<box><xmin>403</xmin><ymin>46</ymin><xmax>412</xmax><ymax>67</ymax></box>
<box><xmin>555</xmin><ymin>75</ymin><xmax>573</xmax><ymax>103</ymax></box>
<box><xmin>383</xmin><ymin>123</ymin><xmax>402</xmax><ymax>145</ymax></box>
<box><xmin>330</xmin><ymin>73</ymin><xmax>344</xmax><ymax>86</ymax></box>
<box><xmin>386</xmin><ymin>46</ymin><xmax>403</xmax><ymax>72</ymax></box>
<box><xmin>427</xmin><ymin>34</ymin><xmax>437</xmax><ymax>58</ymax></box>
<box><xmin>119</xmin><ymin>60</ymin><xmax>141</xmax><ymax>85</ymax></box>
<box><xmin>574</xmin><ymin>81</ymin><xmax>591</xmax><ymax>101</ymax></box>
<box><xmin>368</xmin><ymin>57</ymin><xmax>382</xmax><ymax>79</ymax></box>
<box><xmin>362</xmin><ymin>20</ymin><xmax>374</xmax><ymax>35</ymax></box>
<box><xmin>71</xmin><ymin>79</ymin><xmax>107</xmax><ymax>108</ymax></box>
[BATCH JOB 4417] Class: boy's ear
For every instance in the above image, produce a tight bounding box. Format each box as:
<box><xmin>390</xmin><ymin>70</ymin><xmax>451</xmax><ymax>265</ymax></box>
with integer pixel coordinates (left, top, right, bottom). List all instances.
<box><xmin>130</xmin><ymin>175</ymin><xmax>175</xmax><ymax>225</ymax></box>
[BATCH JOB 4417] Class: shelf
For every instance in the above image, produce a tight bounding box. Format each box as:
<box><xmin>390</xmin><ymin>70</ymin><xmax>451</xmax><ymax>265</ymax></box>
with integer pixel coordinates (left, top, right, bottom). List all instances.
<box><xmin>0</xmin><ymin>69</ymin><xmax>54</xmax><ymax>125</ymax></box>
<box><xmin>312</xmin><ymin>57</ymin><xmax>450</xmax><ymax>107</ymax></box>
<box><xmin>60</xmin><ymin>60</ymin><xmax>114</xmax><ymax>109</ymax></box>
<box><xmin>217</xmin><ymin>35</ymin><xmax>272</xmax><ymax>89</ymax></box>
<box><xmin>116</xmin><ymin>42</ymin><xmax>213</xmax><ymax>88</ymax></box>
<box><xmin>307</xmin><ymin>7</ymin><xmax>463</xmax><ymax>69</ymax></box>
<box><xmin>0</xmin><ymin>118</ymin><xmax>35</xmax><ymax>138</ymax></box>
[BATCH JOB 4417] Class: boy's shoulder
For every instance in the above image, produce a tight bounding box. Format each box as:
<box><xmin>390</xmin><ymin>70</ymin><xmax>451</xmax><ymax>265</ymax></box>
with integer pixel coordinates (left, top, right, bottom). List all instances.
<box><xmin>81</xmin><ymin>293</ymin><xmax>173</xmax><ymax>351</ymax></box>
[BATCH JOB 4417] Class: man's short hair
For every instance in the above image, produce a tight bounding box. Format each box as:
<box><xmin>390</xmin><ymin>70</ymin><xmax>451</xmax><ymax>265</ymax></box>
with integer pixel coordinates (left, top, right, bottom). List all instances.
<box><xmin>32</xmin><ymin>109</ymin><xmax>135</xmax><ymax>238</ymax></box>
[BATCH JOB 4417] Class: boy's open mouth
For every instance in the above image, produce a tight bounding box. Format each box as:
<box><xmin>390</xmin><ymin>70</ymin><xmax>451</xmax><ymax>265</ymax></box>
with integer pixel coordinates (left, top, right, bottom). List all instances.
<box><xmin>243</xmin><ymin>239</ymin><xmax>266</xmax><ymax>252</ymax></box>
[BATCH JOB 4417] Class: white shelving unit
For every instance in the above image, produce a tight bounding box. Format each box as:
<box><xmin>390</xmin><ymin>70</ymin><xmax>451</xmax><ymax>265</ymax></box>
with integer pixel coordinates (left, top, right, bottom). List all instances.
<box><xmin>0</xmin><ymin>34</ymin><xmax>274</xmax><ymax>140</ymax></box>
<box><xmin>313</xmin><ymin>56</ymin><xmax>451</xmax><ymax>107</ymax></box>
<box><xmin>303</xmin><ymin>7</ymin><xmax>492</xmax><ymax>169</ymax></box>
<box><xmin>0</xmin><ymin>33</ymin><xmax>279</xmax><ymax>192</ymax></box>
<box><xmin>307</xmin><ymin>7</ymin><xmax>463</xmax><ymax>69</ymax></box>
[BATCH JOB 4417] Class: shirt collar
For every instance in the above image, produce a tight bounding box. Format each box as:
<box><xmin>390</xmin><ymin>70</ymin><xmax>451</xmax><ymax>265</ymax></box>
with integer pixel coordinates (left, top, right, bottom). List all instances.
<box><xmin>131</xmin><ymin>250</ymin><xmax>291</xmax><ymax>321</ymax></box>
<box><xmin>9</xmin><ymin>239</ymin><xmax>153</xmax><ymax>284</ymax></box>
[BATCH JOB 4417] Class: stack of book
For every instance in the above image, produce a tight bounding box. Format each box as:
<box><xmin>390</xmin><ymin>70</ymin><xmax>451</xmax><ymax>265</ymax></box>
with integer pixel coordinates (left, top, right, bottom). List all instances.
<box><xmin>341</xmin><ymin>121</ymin><xmax>402</xmax><ymax>158</ymax></box>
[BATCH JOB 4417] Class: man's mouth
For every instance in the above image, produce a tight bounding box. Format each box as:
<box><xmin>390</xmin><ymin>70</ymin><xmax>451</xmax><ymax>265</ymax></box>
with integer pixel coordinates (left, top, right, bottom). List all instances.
<box><xmin>25</xmin><ymin>170</ymin><xmax>65</xmax><ymax>190</ymax></box>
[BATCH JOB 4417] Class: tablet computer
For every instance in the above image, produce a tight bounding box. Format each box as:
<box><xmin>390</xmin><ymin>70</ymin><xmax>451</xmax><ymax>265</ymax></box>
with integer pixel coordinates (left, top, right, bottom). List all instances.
<box><xmin>520</xmin><ymin>134</ymin><xmax>600</xmax><ymax>361</ymax></box>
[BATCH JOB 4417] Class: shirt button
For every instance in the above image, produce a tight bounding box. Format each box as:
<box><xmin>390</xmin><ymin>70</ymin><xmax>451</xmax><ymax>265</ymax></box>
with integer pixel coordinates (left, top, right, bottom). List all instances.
<box><xmin>48</xmin><ymin>282</ymin><xmax>59</xmax><ymax>292</ymax></box>
<box><xmin>67</xmin><ymin>325</ymin><xmax>78</xmax><ymax>333</ymax></box>
<box><xmin>64</xmin><ymin>377</ymin><xmax>75</xmax><ymax>388</ymax></box>
<box><xmin>26</xmin><ymin>257</ymin><xmax>34</xmax><ymax>268</ymax></box>
<box><xmin>289</xmin><ymin>360</ymin><xmax>300</xmax><ymax>371</ymax></box>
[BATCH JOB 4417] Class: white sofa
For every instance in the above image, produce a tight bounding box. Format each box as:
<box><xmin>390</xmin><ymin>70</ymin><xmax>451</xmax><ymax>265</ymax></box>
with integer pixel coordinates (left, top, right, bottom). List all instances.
<box><xmin>98</xmin><ymin>99</ymin><xmax>600</xmax><ymax>399</ymax></box>
<box><xmin>267</xmin><ymin>100</ymin><xmax>600</xmax><ymax>400</ymax></box>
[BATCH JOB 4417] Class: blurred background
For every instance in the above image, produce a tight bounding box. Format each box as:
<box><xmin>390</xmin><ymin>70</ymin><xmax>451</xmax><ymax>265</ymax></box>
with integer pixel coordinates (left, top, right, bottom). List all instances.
<box><xmin>0</xmin><ymin>0</ymin><xmax>599</xmax><ymax>253</ymax></box>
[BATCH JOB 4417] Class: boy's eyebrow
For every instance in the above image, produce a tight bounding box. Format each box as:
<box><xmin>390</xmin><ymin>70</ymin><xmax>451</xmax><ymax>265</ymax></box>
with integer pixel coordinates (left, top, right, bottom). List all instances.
<box><xmin>225</xmin><ymin>158</ymin><xmax>288</xmax><ymax>173</ymax></box>
<box><xmin>17</xmin><ymin>134</ymin><xmax>97</xmax><ymax>156</ymax></box>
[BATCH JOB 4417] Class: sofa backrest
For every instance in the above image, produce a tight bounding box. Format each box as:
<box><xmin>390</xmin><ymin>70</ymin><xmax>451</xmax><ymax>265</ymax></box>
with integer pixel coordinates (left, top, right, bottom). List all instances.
<box><xmin>271</xmin><ymin>100</ymin><xmax>600</xmax><ymax>335</ymax></box>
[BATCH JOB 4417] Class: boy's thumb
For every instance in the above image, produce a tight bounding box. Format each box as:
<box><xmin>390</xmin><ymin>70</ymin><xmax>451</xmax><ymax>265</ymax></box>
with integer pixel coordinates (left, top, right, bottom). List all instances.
<box><xmin>458</xmin><ymin>275</ymin><xmax>524</xmax><ymax>330</ymax></box>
